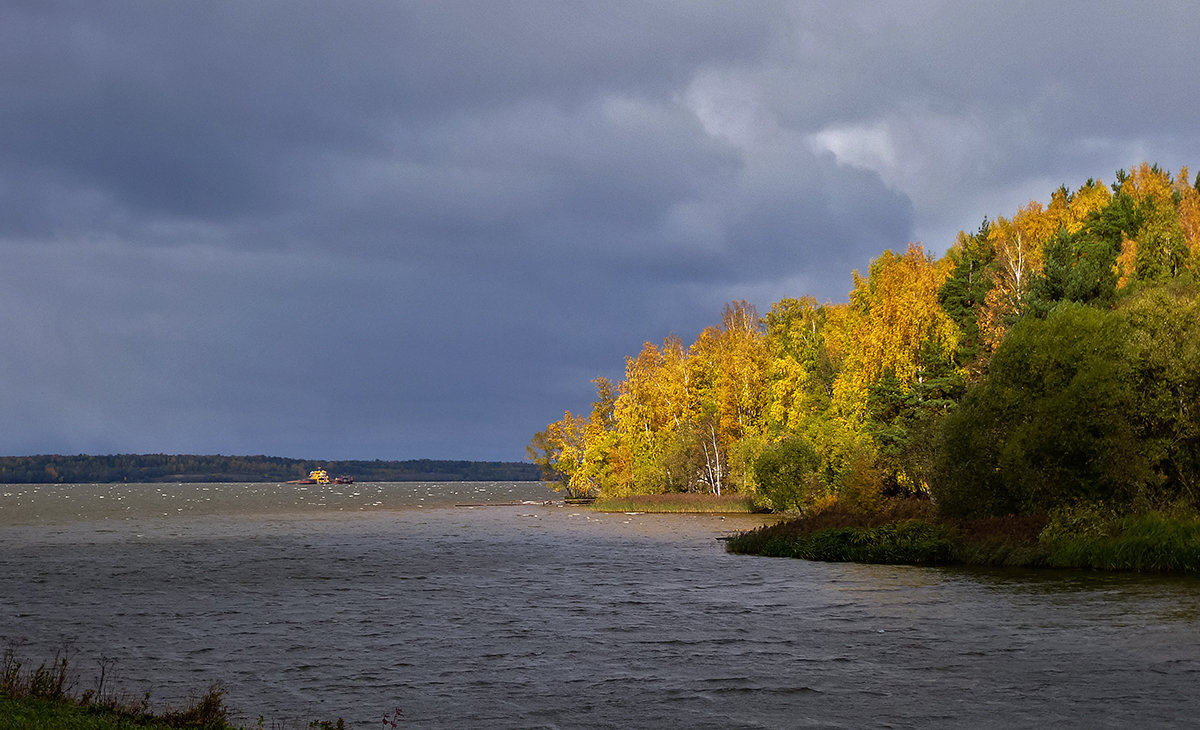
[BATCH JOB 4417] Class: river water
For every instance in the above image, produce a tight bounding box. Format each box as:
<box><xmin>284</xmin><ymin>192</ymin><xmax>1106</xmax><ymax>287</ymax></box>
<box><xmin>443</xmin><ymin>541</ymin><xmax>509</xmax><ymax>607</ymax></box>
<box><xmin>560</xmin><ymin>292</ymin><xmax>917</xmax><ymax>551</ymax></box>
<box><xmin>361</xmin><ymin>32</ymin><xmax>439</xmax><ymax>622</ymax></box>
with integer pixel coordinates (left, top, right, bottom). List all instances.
<box><xmin>2</xmin><ymin>482</ymin><xmax>1200</xmax><ymax>728</ymax></box>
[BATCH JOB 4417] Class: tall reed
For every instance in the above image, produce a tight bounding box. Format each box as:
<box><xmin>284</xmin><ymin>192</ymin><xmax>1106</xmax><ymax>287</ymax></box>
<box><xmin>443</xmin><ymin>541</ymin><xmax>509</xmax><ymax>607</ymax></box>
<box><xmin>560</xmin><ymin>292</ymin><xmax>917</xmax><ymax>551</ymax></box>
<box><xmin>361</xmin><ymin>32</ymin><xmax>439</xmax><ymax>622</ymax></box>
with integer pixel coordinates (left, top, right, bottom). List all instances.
<box><xmin>0</xmin><ymin>643</ymin><xmax>236</xmax><ymax>729</ymax></box>
<box><xmin>727</xmin><ymin>503</ymin><xmax>1200</xmax><ymax>573</ymax></box>
<box><xmin>1041</xmin><ymin>513</ymin><xmax>1200</xmax><ymax>572</ymax></box>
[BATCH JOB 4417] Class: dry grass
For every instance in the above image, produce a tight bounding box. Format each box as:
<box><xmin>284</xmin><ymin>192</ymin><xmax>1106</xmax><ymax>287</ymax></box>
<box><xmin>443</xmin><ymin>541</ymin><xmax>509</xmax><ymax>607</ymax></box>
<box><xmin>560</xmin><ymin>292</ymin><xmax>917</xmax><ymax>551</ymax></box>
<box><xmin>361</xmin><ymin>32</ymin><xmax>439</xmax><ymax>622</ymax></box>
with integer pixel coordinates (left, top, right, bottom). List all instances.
<box><xmin>591</xmin><ymin>493</ymin><xmax>759</xmax><ymax>513</ymax></box>
<box><xmin>0</xmin><ymin>643</ymin><xmax>245</xmax><ymax>729</ymax></box>
<box><xmin>753</xmin><ymin>499</ymin><xmax>938</xmax><ymax>535</ymax></box>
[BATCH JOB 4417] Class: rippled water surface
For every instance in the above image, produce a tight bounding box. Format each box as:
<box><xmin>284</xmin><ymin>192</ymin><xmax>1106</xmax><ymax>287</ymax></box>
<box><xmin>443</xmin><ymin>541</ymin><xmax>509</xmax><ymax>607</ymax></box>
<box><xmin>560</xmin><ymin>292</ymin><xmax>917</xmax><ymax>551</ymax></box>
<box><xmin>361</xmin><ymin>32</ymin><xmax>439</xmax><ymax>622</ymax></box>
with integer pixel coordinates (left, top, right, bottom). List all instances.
<box><xmin>3</xmin><ymin>482</ymin><xmax>1200</xmax><ymax>728</ymax></box>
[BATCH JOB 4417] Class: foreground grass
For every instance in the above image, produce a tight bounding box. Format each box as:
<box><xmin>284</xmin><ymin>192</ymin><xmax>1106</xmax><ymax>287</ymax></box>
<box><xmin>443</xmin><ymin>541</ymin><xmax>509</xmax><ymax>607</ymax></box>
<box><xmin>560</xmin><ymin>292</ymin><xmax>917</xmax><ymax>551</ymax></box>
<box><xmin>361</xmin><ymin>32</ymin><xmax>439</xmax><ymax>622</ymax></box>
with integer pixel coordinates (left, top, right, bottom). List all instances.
<box><xmin>0</xmin><ymin>646</ymin><xmax>352</xmax><ymax>730</ymax></box>
<box><xmin>0</xmin><ymin>693</ymin><xmax>239</xmax><ymax>730</ymax></box>
<box><xmin>726</xmin><ymin>501</ymin><xmax>1200</xmax><ymax>572</ymax></box>
<box><xmin>0</xmin><ymin>691</ymin><xmax>354</xmax><ymax>730</ymax></box>
<box><xmin>1</xmin><ymin>644</ymin><xmax>237</xmax><ymax>730</ymax></box>
<box><xmin>591</xmin><ymin>492</ymin><xmax>759</xmax><ymax>513</ymax></box>
<box><xmin>0</xmin><ymin>692</ymin><xmax>241</xmax><ymax>730</ymax></box>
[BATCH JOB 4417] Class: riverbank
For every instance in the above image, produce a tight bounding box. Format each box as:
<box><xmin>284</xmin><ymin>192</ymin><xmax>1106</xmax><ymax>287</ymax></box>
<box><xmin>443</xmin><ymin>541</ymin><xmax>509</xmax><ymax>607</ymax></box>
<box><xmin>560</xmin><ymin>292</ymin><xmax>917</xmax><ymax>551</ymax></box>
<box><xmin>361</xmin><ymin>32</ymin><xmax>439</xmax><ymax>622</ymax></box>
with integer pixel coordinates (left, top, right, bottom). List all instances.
<box><xmin>591</xmin><ymin>493</ymin><xmax>758</xmax><ymax>513</ymax></box>
<box><xmin>0</xmin><ymin>693</ymin><xmax>241</xmax><ymax>730</ymax></box>
<box><xmin>0</xmin><ymin>649</ymin><xmax>241</xmax><ymax>730</ymax></box>
<box><xmin>725</xmin><ymin>501</ymin><xmax>1200</xmax><ymax>572</ymax></box>
<box><xmin>0</xmin><ymin>648</ymin><xmax>351</xmax><ymax>730</ymax></box>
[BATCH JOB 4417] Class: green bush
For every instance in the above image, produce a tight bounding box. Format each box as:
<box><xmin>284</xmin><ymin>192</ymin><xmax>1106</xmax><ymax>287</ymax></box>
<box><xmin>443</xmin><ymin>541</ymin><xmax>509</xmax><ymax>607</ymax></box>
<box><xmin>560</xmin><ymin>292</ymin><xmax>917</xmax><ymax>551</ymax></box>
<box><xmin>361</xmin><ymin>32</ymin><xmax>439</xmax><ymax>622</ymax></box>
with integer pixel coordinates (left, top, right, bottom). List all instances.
<box><xmin>932</xmin><ymin>303</ymin><xmax>1146</xmax><ymax>517</ymax></box>
<box><xmin>752</xmin><ymin>437</ymin><xmax>821</xmax><ymax>513</ymax></box>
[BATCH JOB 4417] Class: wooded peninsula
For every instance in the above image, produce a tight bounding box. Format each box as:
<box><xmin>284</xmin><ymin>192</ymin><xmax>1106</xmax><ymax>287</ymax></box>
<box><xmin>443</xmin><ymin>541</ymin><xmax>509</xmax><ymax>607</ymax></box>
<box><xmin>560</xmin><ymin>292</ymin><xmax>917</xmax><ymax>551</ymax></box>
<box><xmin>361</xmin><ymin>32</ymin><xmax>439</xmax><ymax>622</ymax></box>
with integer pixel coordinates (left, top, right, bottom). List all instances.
<box><xmin>0</xmin><ymin>454</ymin><xmax>540</xmax><ymax>484</ymax></box>
<box><xmin>531</xmin><ymin>163</ymin><xmax>1200</xmax><ymax>570</ymax></box>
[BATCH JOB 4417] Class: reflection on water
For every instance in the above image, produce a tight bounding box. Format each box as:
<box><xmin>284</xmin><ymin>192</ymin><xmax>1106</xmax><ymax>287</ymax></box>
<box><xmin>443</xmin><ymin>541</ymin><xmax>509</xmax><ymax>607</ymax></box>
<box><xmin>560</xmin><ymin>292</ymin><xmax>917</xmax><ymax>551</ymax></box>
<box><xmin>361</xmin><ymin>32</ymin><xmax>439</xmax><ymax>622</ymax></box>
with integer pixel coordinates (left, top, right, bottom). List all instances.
<box><xmin>2</xmin><ymin>483</ymin><xmax>1200</xmax><ymax>728</ymax></box>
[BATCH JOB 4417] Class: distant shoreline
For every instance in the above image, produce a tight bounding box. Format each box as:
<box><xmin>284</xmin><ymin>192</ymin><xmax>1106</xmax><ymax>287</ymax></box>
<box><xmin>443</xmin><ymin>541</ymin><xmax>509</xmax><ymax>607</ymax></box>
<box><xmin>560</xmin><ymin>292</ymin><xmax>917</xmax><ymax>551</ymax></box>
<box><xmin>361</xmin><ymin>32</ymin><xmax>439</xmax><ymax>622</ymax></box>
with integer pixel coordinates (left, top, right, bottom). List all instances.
<box><xmin>0</xmin><ymin>453</ymin><xmax>542</xmax><ymax>484</ymax></box>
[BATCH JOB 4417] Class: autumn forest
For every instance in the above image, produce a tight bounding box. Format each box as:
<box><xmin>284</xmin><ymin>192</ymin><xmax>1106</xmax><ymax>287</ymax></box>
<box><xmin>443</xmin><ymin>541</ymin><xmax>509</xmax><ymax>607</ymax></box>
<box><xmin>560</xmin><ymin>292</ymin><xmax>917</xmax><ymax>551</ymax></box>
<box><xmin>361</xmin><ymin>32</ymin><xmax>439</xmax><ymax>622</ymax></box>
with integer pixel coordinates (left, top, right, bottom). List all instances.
<box><xmin>529</xmin><ymin>163</ymin><xmax>1200</xmax><ymax>521</ymax></box>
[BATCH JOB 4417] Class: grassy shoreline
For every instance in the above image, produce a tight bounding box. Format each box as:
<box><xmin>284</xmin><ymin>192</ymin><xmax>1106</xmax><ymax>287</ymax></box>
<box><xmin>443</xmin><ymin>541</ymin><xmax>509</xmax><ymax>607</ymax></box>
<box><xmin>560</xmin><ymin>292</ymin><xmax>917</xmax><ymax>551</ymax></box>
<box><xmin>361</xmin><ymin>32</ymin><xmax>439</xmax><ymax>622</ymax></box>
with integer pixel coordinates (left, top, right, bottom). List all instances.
<box><xmin>0</xmin><ymin>693</ymin><xmax>241</xmax><ymax>730</ymax></box>
<box><xmin>725</xmin><ymin>501</ymin><xmax>1200</xmax><ymax>573</ymax></box>
<box><xmin>0</xmin><ymin>648</ymin><xmax>242</xmax><ymax>730</ymax></box>
<box><xmin>590</xmin><ymin>493</ymin><xmax>759</xmax><ymax>513</ymax></box>
<box><xmin>0</xmin><ymin>645</ymin><xmax>351</xmax><ymax>730</ymax></box>
<box><xmin>0</xmin><ymin>691</ymin><xmax>351</xmax><ymax>730</ymax></box>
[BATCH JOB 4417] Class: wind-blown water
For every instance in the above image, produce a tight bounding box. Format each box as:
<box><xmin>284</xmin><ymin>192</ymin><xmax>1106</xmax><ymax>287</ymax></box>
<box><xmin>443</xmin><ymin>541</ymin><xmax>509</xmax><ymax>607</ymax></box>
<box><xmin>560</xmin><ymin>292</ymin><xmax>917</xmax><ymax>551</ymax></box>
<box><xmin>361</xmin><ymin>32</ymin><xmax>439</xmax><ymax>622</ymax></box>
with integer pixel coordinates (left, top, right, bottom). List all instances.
<box><xmin>3</xmin><ymin>482</ymin><xmax>1200</xmax><ymax>728</ymax></box>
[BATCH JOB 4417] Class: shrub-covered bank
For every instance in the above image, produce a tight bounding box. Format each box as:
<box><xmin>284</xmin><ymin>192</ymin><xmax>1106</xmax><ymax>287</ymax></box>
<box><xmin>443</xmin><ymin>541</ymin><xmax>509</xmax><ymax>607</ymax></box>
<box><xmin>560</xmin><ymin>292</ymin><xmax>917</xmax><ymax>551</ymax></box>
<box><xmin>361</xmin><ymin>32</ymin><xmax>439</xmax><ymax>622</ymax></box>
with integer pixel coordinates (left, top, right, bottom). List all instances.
<box><xmin>0</xmin><ymin>646</ymin><xmax>352</xmax><ymax>730</ymax></box>
<box><xmin>725</xmin><ymin>501</ymin><xmax>1200</xmax><ymax>573</ymax></box>
<box><xmin>531</xmin><ymin>164</ymin><xmax>1200</xmax><ymax>556</ymax></box>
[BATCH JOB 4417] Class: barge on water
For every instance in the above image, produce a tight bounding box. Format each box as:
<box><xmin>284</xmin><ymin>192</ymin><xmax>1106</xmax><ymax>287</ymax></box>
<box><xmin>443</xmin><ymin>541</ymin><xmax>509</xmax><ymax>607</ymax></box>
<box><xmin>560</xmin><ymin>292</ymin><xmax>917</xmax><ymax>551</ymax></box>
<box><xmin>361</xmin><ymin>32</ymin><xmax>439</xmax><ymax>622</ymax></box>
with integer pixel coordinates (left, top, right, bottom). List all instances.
<box><xmin>286</xmin><ymin>469</ymin><xmax>354</xmax><ymax>485</ymax></box>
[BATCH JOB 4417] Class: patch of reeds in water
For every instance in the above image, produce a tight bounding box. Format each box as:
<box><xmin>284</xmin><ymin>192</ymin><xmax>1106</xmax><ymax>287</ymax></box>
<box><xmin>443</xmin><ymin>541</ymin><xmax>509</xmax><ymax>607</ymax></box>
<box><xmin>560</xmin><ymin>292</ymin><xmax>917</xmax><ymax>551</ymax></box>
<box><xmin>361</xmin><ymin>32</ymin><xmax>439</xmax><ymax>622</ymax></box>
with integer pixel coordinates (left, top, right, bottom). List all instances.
<box><xmin>1040</xmin><ymin>512</ymin><xmax>1200</xmax><ymax>572</ymax></box>
<box><xmin>591</xmin><ymin>492</ymin><xmax>759</xmax><ymax>513</ymax></box>
<box><xmin>726</xmin><ymin>518</ymin><xmax>958</xmax><ymax>564</ymax></box>
<box><xmin>726</xmin><ymin>501</ymin><xmax>1200</xmax><ymax>573</ymax></box>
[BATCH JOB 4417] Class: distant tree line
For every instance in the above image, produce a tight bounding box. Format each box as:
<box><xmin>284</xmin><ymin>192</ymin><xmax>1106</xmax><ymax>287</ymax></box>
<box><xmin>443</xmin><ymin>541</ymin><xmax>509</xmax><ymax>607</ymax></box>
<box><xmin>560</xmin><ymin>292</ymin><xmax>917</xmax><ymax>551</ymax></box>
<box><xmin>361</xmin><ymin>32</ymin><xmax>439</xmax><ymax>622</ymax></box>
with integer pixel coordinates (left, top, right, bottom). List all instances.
<box><xmin>0</xmin><ymin>454</ymin><xmax>542</xmax><ymax>484</ymax></box>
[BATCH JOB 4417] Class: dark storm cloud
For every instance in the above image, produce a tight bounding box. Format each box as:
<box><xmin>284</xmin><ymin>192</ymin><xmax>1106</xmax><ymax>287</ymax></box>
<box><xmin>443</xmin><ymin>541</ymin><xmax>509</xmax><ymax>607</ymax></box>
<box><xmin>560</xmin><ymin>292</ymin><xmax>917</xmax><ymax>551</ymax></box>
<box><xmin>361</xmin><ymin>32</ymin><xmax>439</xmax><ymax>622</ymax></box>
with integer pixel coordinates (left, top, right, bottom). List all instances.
<box><xmin>0</xmin><ymin>1</ymin><xmax>779</xmax><ymax>225</ymax></box>
<box><xmin>2</xmin><ymin>1</ymin><xmax>1198</xmax><ymax>460</ymax></box>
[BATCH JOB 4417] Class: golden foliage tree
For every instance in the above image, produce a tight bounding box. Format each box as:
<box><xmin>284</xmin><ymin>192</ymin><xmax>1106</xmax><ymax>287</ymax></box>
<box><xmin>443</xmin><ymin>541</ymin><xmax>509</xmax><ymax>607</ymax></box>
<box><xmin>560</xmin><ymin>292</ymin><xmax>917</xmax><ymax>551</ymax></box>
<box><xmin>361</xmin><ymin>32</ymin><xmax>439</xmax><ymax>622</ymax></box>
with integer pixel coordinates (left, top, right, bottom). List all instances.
<box><xmin>531</xmin><ymin>161</ymin><xmax>1200</xmax><ymax>511</ymax></box>
<box><xmin>839</xmin><ymin>243</ymin><xmax>960</xmax><ymax>395</ymax></box>
<box><xmin>825</xmin><ymin>243</ymin><xmax>961</xmax><ymax>494</ymax></box>
<box><xmin>762</xmin><ymin>297</ymin><xmax>833</xmax><ymax>437</ymax></box>
<box><xmin>1114</xmin><ymin>163</ymin><xmax>1189</xmax><ymax>286</ymax></box>
<box><xmin>979</xmin><ymin>203</ymin><xmax>1054</xmax><ymax>348</ymax></box>
<box><xmin>1175</xmin><ymin>166</ymin><xmax>1200</xmax><ymax>258</ymax></box>
<box><xmin>685</xmin><ymin>300</ymin><xmax>770</xmax><ymax>493</ymax></box>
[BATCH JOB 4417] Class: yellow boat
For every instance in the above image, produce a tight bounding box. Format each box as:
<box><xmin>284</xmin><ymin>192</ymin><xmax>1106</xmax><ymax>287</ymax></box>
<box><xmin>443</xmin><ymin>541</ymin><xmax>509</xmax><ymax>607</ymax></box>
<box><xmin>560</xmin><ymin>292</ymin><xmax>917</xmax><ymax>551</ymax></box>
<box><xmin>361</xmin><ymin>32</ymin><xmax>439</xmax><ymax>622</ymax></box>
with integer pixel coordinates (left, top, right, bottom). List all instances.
<box><xmin>287</xmin><ymin>469</ymin><xmax>331</xmax><ymax>485</ymax></box>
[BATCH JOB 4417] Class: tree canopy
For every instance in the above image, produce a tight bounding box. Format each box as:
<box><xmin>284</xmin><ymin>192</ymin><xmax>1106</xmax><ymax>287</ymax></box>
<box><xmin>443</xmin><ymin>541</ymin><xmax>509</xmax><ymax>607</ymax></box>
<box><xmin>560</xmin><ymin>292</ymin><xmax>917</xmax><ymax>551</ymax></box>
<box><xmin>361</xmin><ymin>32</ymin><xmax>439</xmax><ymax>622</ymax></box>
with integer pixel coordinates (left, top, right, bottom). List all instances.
<box><xmin>531</xmin><ymin>163</ymin><xmax>1200</xmax><ymax>518</ymax></box>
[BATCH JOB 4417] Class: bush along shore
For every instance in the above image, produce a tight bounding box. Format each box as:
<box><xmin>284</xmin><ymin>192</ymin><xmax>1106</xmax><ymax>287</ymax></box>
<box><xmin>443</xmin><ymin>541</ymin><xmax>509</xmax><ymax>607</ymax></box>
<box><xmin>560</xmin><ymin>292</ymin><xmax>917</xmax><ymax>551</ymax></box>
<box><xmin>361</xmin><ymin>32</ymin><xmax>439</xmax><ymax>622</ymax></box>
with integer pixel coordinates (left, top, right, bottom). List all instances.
<box><xmin>0</xmin><ymin>645</ymin><xmax>354</xmax><ymax>730</ymax></box>
<box><xmin>725</xmin><ymin>499</ymin><xmax>1200</xmax><ymax>573</ymax></box>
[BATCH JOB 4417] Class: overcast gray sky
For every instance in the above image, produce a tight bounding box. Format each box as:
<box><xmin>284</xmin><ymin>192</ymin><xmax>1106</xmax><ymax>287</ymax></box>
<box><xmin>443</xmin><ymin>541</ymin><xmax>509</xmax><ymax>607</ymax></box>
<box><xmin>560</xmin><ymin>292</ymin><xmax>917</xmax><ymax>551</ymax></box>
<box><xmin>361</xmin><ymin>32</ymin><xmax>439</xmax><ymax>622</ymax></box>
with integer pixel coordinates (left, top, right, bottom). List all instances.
<box><xmin>3</xmin><ymin>1</ymin><xmax>1198</xmax><ymax>461</ymax></box>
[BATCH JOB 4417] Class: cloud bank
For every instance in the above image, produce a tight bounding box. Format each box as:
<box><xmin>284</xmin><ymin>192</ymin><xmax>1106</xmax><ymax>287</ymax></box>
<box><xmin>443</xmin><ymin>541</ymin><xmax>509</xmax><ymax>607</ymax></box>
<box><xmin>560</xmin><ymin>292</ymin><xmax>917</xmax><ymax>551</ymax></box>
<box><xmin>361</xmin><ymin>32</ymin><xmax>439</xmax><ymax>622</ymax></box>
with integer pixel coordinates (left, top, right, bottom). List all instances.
<box><xmin>2</xmin><ymin>1</ymin><xmax>1198</xmax><ymax>459</ymax></box>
